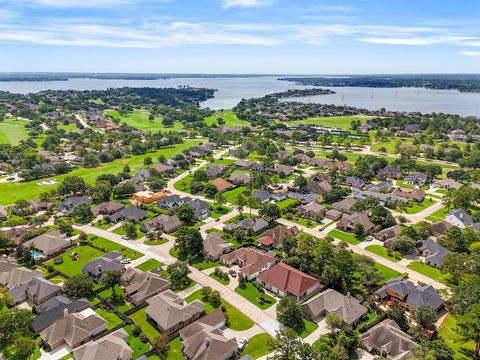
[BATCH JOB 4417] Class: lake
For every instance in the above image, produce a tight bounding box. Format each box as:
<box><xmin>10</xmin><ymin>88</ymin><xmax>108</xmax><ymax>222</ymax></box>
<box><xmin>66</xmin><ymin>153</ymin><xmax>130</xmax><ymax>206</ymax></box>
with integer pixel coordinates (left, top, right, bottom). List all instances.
<box><xmin>0</xmin><ymin>76</ymin><xmax>479</xmax><ymax>116</ymax></box>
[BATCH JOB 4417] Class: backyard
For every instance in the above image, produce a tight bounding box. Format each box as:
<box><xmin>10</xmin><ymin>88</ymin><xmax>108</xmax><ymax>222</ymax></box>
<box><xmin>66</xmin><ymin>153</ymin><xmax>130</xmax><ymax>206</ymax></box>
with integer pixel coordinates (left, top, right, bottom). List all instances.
<box><xmin>46</xmin><ymin>245</ymin><xmax>105</xmax><ymax>277</ymax></box>
<box><xmin>240</xmin><ymin>333</ymin><xmax>273</xmax><ymax>359</ymax></box>
<box><xmin>129</xmin><ymin>307</ymin><xmax>161</xmax><ymax>341</ymax></box>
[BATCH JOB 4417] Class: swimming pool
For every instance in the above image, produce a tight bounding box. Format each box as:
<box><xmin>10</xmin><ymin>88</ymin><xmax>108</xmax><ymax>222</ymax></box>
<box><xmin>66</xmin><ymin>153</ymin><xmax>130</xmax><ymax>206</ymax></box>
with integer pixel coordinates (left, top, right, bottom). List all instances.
<box><xmin>31</xmin><ymin>250</ymin><xmax>43</xmax><ymax>260</ymax></box>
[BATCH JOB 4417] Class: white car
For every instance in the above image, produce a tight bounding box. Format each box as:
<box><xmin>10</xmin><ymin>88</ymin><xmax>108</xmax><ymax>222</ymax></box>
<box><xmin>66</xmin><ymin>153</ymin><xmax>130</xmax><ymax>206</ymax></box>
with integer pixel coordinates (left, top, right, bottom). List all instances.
<box><xmin>237</xmin><ymin>337</ymin><xmax>248</xmax><ymax>350</ymax></box>
<box><xmin>121</xmin><ymin>235</ymin><xmax>130</xmax><ymax>240</ymax></box>
<box><xmin>365</xmin><ymin>235</ymin><xmax>374</xmax><ymax>242</ymax></box>
<box><xmin>120</xmin><ymin>258</ymin><xmax>131</xmax><ymax>264</ymax></box>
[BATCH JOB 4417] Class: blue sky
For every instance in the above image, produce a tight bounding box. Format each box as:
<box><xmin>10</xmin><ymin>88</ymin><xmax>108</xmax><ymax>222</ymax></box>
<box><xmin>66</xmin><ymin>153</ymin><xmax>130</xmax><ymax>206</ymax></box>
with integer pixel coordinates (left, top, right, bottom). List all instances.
<box><xmin>0</xmin><ymin>0</ymin><xmax>479</xmax><ymax>73</ymax></box>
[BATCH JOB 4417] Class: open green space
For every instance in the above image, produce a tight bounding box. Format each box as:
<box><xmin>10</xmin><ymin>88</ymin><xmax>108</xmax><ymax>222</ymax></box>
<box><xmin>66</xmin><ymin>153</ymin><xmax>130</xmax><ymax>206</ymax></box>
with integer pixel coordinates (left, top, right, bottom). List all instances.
<box><xmin>407</xmin><ymin>261</ymin><xmax>451</xmax><ymax>285</ymax></box>
<box><xmin>106</xmin><ymin>109</ymin><xmax>185</xmax><ymax>132</ymax></box>
<box><xmin>95</xmin><ymin>308</ymin><xmax>123</xmax><ymax>330</ymax></box>
<box><xmin>124</xmin><ymin>324</ymin><xmax>151</xmax><ymax>359</ymax></box>
<box><xmin>166</xmin><ymin>337</ymin><xmax>185</xmax><ymax>360</ymax></box>
<box><xmin>282</xmin><ymin>115</ymin><xmax>373</xmax><ymax>129</ymax></box>
<box><xmin>185</xmin><ymin>289</ymin><xmax>254</xmax><ymax>331</ymax></box>
<box><xmin>222</xmin><ymin>186</ymin><xmax>248</xmax><ymax>204</ymax></box>
<box><xmin>46</xmin><ymin>245</ymin><xmax>105</xmax><ymax>277</ymax></box>
<box><xmin>425</xmin><ymin>206</ymin><xmax>449</xmax><ymax>222</ymax></box>
<box><xmin>0</xmin><ymin>117</ymin><xmax>29</xmax><ymax>145</ymax></box>
<box><xmin>210</xmin><ymin>205</ymin><xmax>231</xmax><ymax>219</ymax></box>
<box><xmin>204</xmin><ymin>110</ymin><xmax>250</xmax><ymax>127</ymax></box>
<box><xmin>438</xmin><ymin>314</ymin><xmax>476</xmax><ymax>360</ymax></box>
<box><xmin>235</xmin><ymin>282</ymin><xmax>276</xmax><ymax>310</ymax></box>
<box><xmin>328</xmin><ymin>229</ymin><xmax>363</xmax><ymax>245</ymax></box>
<box><xmin>365</xmin><ymin>245</ymin><xmax>402</xmax><ymax>262</ymax></box>
<box><xmin>401</xmin><ymin>198</ymin><xmax>436</xmax><ymax>214</ymax></box>
<box><xmin>135</xmin><ymin>259</ymin><xmax>164</xmax><ymax>272</ymax></box>
<box><xmin>240</xmin><ymin>333</ymin><xmax>273</xmax><ymax>359</ymax></box>
<box><xmin>130</xmin><ymin>307</ymin><xmax>161</xmax><ymax>341</ymax></box>
<box><xmin>0</xmin><ymin>138</ymin><xmax>203</xmax><ymax>205</ymax></box>
<box><xmin>89</xmin><ymin>235</ymin><xmax>143</xmax><ymax>260</ymax></box>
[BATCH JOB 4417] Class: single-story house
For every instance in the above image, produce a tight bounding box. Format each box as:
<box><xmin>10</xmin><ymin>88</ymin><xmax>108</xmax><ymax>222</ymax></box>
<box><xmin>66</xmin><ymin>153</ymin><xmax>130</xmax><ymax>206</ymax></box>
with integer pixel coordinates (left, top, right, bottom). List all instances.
<box><xmin>228</xmin><ymin>172</ymin><xmax>250</xmax><ymax>185</ymax></box>
<box><xmin>337</xmin><ymin>212</ymin><xmax>375</xmax><ymax>234</ymax></box>
<box><xmin>206</xmin><ymin>164</ymin><xmax>227</xmax><ymax>179</ymax></box>
<box><xmin>234</xmin><ymin>159</ymin><xmax>256</xmax><ymax>170</ymax></box>
<box><xmin>223</xmin><ymin>218</ymin><xmax>269</xmax><ymax>234</ymax></box>
<box><xmin>375</xmin><ymin>225</ymin><xmax>402</xmax><ymax>242</ymax></box>
<box><xmin>82</xmin><ymin>251</ymin><xmax>125</xmax><ymax>281</ymax></box>
<box><xmin>326</xmin><ymin>209</ymin><xmax>343</xmax><ymax>221</ymax></box>
<box><xmin>332</xmin><ymin>197</ymin><xmax>357</xmax><ymax>214</ymax></box>
<box><xmin>345</xmin><ymin>176</ymin><xmax>365</xmax><ymax>188</ymax></box>
<box><xmin>445</xmin><ymin>208</ymin><xmax>473</xmax><ymax>228</ymax></box>
<box><xmin>297</xmin><ymin>202</ymin><xmax>326</xmax><ymax>219</ymax></box>
<box><xmin>91</xmin><ymin>201</ymin><xmax>125</xmax><ymax>216</ymax></box>
<box><xmin>22</xmin><ymin>230</ymin><xmax>70</xmax><ymax>257</ymax></box>
<box><xmin>433</xmin><ymin>178</ymin><xmax>462</xmax><ymax>191</ymax></box>
<box><xmin>203</xmin><ymin>232</ymin><xmax>232</xmax><ymax>260</ymax></box>
<box><xmin>405</xmin><ymin>172</ymin><xmax>427</xmax><ymax>187</ymax></box>
<box><xmin>108</xmin><ymin>206</ymin><xmax>148</xmax><ymax>223</ymax></box>
<box><xmin>392</xmin><ymin>187</ymin><xmax>425</xmax><ymax>202</ymax></box>
<box><xmin>258</xmin><ymin>225</ymin><xmax>300</xmax><ymax>249</ymax></box>
<box><xmin>73</xmin><ymin>328</ymin><xmax>133</xmax><ymax>360</ymax></box>
<box><xmin>58</xmin><ymin>197</ymin><xmax>92</xmax><ymax>213</ymax></box>
<box><xmin>253</xmin><ymin>190</ymin><xmax>271</xmax><ymax>203</ymax></box>
<box><xmin>220</xmin><ymin>248</ymin><xmax>276</xmax><ymax>280</ymax></box>
<box><xmin>211</xmin><ymin>178</ymin><xmax>234</xmax><ymax>192</ymax></box>
<box><xmin>380</xmin><ymin>166</ymin><xmax>403</xmax><ymax>180</ymax></box>
<box><xmin>273</xmin><ymin>165</ymin><xmax>295</xmax><ymax>176</ymax></box>
<box><xmin>140</xmin><ymin>214</ymin><xmax>182</xmax><ymax>233</ymax></box>
<box><xmin>121</xmin><ymin>267</ymin><xmax>171</xmax><ymax>305</ymax></box>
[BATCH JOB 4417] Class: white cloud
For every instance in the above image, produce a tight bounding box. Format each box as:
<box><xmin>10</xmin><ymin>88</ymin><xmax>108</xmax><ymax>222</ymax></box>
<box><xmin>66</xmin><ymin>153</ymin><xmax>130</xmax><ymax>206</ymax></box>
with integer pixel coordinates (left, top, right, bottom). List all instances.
<box><xmin>358</xmin><ymin>35</ymin><xmax>474</xmax><ymax>46</ymax></box>
<box><xmin>13</xmin><ymin>0</ymin><xmax>138</xmax><ymax>8</ymax></box>
<box><xmin>461</xmin><ymin>50</ymin><xmax>480</xmax><ymax>56</ymax></box>
<box><xmin>222</xmin><ymin>0</ymin><xmax>272</xmax><ymax>9</ymax></box>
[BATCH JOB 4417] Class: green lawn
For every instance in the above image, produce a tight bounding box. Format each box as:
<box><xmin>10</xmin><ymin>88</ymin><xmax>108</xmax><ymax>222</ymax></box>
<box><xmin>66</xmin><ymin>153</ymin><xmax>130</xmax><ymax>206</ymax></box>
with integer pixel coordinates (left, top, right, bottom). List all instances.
<box><xmin>143</xmin><ymin>238</ymin><xmax>168</xmax><ymax>246</ymax></box>
<box><xmin>191</xmin><ymin>255</ymin><xmax>219</xmax><ymax>270</ymax></box>
<box><xmin>89</xmin><ymin>235</ymin><xmax>143</xmax><ymax>260</ymax></box>
<box><xmin>113</xmin><ymin>223</ymin><xmax>143</xmax><ymax>240</ymax></box>
<box><xmin>0</xmin><ymin>117</ymin><xmax>29</xmax><ymax>145</ymax></box>
<box><xmin>106</xmin><ymin>109</ymin><xmax>185</xmax><ymax>132</ymax></box>
<box><xmin>438</xmin><ymin>314</ymin><xmax>476</xmax><ymax>360</ymax></box>
<box><xmin>130</xmin><ymin>307</ymin><xmax>161</xmax><ymax>341</ymax></box>
<box><xmin>282</xmin><ymin>115</ymin><xmax>373</xmax><ymax>129</ymax></box>
<box><xmin>374</xmin><ymin>262</ymin><xmax>401</xmax><ymax>284</ymax></box>
<box><xmin>401</xmin><ymin>198</ymin><xmax>436</xmax><ymax>214</ymax></box>
<box><xmin>185</xmin><ymin>289</ymin><xmax>254</xmax><ymax>331</ymax></box>
<box><xmin>407</xmin><ymin>261</ymin><xmax>451</xmax><ymax>285</ymax></box>
<box><xmin>425</xmin><ymin>207</ymin><xmax>449</xmax><ymax>222</ymax></box>
<box><xmin>328</xmin><ymin>229</ymin><xmax>363</xmax><ymax>245</ymax></box>
<box><xmin>166</xmin><ymin>337</ymin><xmax>185</xmax><ymax>360</ymax></box>
<box><xmin>48</xmin><ymin>275</ymin><xmax>67</xmax><ymax>284</ymax></box>
<box><xmin>210</xmin><ymin>272</ymin><xmax>230</xmax><ymax>285</ymax></box>
<box><xmin>235</xmin><ymin>282</ymin><xmax>276</xmax><ymax>310</ymax></box>
<box><xmin>276</xmin><ymin>198</ymin><xmax>298</xmax><ymax>209</ymax></box>
<box><xmin>281</xmin><ymin>214</ymin><xmax>317</xmax><ymax>228</ymax></box>
<box><xmin>222</xmin><ymin>186</ymin><xmax>248</xmax><ymax>204</ymax></box>
<box><xmin>135</xmin><ymin>259</ymin><xmax>164</xmax><ymax>272</ymax></box>
<box><xmin>365</xmin><ymin>245</ymin><xmax>402</xmax><ymax>262</ymax></box>
<box><xmin>240</xmin><ymin>333</ymin><xmax>273</xmax><ymax>359</ymax></box>
<box><xmin>95</xmin><ymin>308</ymin><xmax>124</xmax><ymax>330</ymax></box>
<box><xmin>46</xmin><ymin>245</ymin><xmax>105</xmax><ymax>277</ymax></box>
<box><xmin>124</xmin><ymin>324</ymin><xmax>151</xmax><ymax>359</ymax></box>
<box><xmin>298</xmin><ymin>319</ymin><xmax>319</xmax><ymax>338</ymax></box>
<box><xmin>0</xmin><ymin>139</ymin><xmax>203</xmax><ymax>205</ymax></box>
<box><xmin>210</xmin><ymin>205</ymin><xmax>231</xmax><ymax>219</ymax></box>
<box><xmin>204</xmin><ymin>110</ymin><xmax>250</xmax><ymax>127</ymax></box>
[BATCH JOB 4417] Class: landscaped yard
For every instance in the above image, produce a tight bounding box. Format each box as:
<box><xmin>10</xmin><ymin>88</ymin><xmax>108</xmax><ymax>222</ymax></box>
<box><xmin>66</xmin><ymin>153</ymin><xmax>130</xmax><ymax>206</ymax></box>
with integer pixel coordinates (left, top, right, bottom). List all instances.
<box><xmin>298</xmin><ymin>319</ymin><xmax>319</xmax><ymax>338</ymax></box>
<box><xmin>425</xmin><ymin>206</ymin><xmax>449</xmax><ymax>222</ymax></box>
<box><xmin>438</xmin><ymin>314</ymin><xmax>476</xmax><ymax>360</ymax></box>
<box><xmin>165</xmin><ymin>337</ymin><xmax>185</xmax><ymax>360</ymax></box>
<box><xmin>240</xmin><ymin>333</ymin><xmax>273</xmax><ymax>359</ymax></box>
<box><xmin>407</xmin><ymin>261</ymin><xmax>451</xmax><ymax>285</ymax></box>
<box><xmin>0</xmin><ymin>117</ymin><xmax>29</xmax><ymax>145</ymax></box>
<box><xmin>276</xmin><ymin>198</ymin><xmax>298</xmax><ymax>209</ymax></box>
<box><xmin>130</xmin><ymin>307</ymin><xmax>161</xmax><ymax>341</ymax></box>
<box><xmin>210</xmin><ymin>205</ymin><xmax>231</xmax><ymax>219</ymax></box>
<box><xmin>191</xmin><ymin>255</ymin><xmax>219</xmax><ymax>270</ymax></box>
<box><xmin>95</xmin><ymin>308</ymin><xmax>124</xmax><ymax>330</ymax></box>
<box><xmin>124</xmin><ymin>324</ymin><xmax>151</xmax><ymax>359</ymax></box>
<box><xmin>365</xmin><ymin>245</ymin><xmax>402</xmax><ymax>262</ymax></box>
<box><xmin>185</xmin><ymin>289</ymin><xmax>254</xmax><ymax>331</ymax></box>
<box><xmin>401</xmin><ymin>198</ymin><xmax>436</xmax><ymax>214</ymax></box>
<box><xmin>281</xmin><ymin>214</ymin><xmax>317</xmax><ymax>228</ymax></box>
<box><xmin>210</xmin><ymin>272</ymin><xmax>230</xmax><ymax>285</ymax></box>
<box><xmin>106</xmin><ymin>109</ymin><xmax>185</xmax><ymax>132</ymax></box>
<box><xmin>328</xmin><ymin>229</ymin><xmax>363</xmax><ymax>245</ymax></box>
<box><xmin>222</xmin><ymin>186</ymin><xmax>248</xmax><ymax>204</ymax></box>
<box><xmin>46</xmin><ymin>245</ymin><xmax>105</xmax><ymax>277</ymax></box>
<box><xmin>235</xmin><ymin>282</ymin><xmax>276</xmax><ymax>310</ymax></box>
<box><xmin>89</xmin><ymin>235</ymin><xmax>143</xmax><ymax>260</ymax></box>
<box><xmin>374</xmin><ymin>262</ymin><xmax>401</xmax><ymax>284</ymax></box>
<box><xmin>136</xmin><ymin>259</ymin><xmax>164</xmax><ymax>272</ymax></box>
<box><xmin>113</xmin><ymin>223</ymin><xmax>144</xmax><ymax>240</ymax></box>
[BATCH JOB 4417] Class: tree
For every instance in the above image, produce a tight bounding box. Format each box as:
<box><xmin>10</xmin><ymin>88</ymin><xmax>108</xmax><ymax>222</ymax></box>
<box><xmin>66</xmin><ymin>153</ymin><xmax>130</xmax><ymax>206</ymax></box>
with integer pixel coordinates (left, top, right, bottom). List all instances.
<box><xmin>414</xmin><ymin>339</ymin><xmax>454</xmax><ymax>360</ymax></box>
<box><xmin>58</xmin><ymin>176</ymin><xmax>87</xmax><ymax>196</ymax></box>
<box><xmin>175</xmin><ymin>227</ymin><xmax>203</xmax><ymax>259</ymax></box>
<box><xmin>166</xmin><ymin>261</ymin><xmax>191</xmax><ymax>288</ymax></box>
<box><xmin>204</xmin><ymin>184</ymin><xmax>218</xmax><ymax>198</ymax></box>
<box><xmin>113</xmin><ymin>182</ymin><xmax>135</xmax><ymax>198</ymax></box>
<box><xmin>123</xmin><ymin>164</ymin><xmax>131</xmax><ymax>173</ymax></box>
<box><xmin>236</xmin><ymin>193</ymin><xmax>247</xmax><ymax>217</ymax></box>
<box><xmin>451</xmin><ymin>274</ymin><xmax>480</xmax><ymax>315</ymax></box>
<box><xmin>0</xmin><ymin>307</ymin><xmax>34</xmax><ymax>341</ymax></box>
<box><xmin>14</xmin><ymin>336</ymin><xmax>36</xmax><ymax>359</ymax></box>
<box><xmin>353</xmin><ymin>223</ymin><xmax>365</xmax><ymax>237</ymax></box>
<box><xmin>101</xmin><ymin>270</ymin><xmax>122</xmax><ymax>300</ymax></box>
<box><xmin>260</xmin><ymin>203</ymin><xmax>281</xmax><ymax>222</ymax></box>
<box><xmin>214</xmin><ymin>192</ymin><xmax>226</xmax><ymax>208</ymax></box>
<box><xmin>394</xmin><ymin>235</ymin><xmax>416</xmax><ymax>255</ymax></box>
<box><xmin>276</xmin><ymin>297</ymin><xmax>305</xmax><ymax>334</ymax></box>
<box><xmin>123</xmin><ymin>221</ymin><xmax>137</xmax><ymax>239</ymax></box>
<box><xmin>143</xmin><ymin>156</ymin><xmax>152</xmax><ymax>167</ymax></box>
<box><xmin>0</xmin><ymin>288</ymin><xmax>14</xmax><ymax>310</ymax></box>
<box><xmin>326</xmin><ymin>313</ymin><xmax>344</xmax><ymax>333</ymax></box>
<box><xmin>415</xmin><ymin>305</ymin><xmax>437</xmax><ymax>328</ymax></box>
<box><xmin>387</xmin><ymin>305</ymin><xmax>409</xmax><ymax>331</ymax></box>
<box><xmin>293</xmin><ymin>175</ymin><xmax>307</xmax><ymax>189</ymax></box>
<box><xmin>457</xmin><ymin>303</ymin><xmax>480</xmax><ymax>358</ymax></box>
<box><xmin>201</xmin><ymin>286</ymin><xmax>222</xmax><ymax>308</ymax></box>
<box><xmin>89</xmin><ymin>183</ymin><xmax>112</xmax><ymax>204</ymax></box>
<box><xmin>268</xmin><ymin>327</ymin><xmax>300</xmax><ymax>360</ymax></box>
<box><xmin>72</xmin><ymin>202</ymin><xmax>94</xmax><ymax>223</ymax></box>
<box><xmin>177</xmin><ymin>204</ymin><xmax>196</xmax><ymax>225</ymax></box>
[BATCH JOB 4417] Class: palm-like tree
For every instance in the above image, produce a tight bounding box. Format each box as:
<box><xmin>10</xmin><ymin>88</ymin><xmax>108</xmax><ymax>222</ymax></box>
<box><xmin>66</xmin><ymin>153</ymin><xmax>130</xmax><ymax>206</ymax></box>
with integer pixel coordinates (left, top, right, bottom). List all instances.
<box><xmin>101</xmin><ymin>270</ymin><xmax>122</xmax><ymax>300</ymax></box>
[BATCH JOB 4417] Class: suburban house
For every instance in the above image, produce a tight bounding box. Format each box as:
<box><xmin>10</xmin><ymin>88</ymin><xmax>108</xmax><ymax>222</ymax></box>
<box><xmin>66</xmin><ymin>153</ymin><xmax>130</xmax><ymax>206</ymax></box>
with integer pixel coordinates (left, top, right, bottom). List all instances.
<box><xmin>40</xmin><ymin>310</ymin><xmax>107</xmax><ymax>350</ymax></box>
<box><xmin>32</xmin><ymin>296</ymin><xmax>90</xmax><ymax>332</ymax></box>
<box><xmin>0</xmin><ymin>258</ymin><xmax>17</xmax><ymax>275</ymax></box>
<box><xmin>228</xmin><ymin>172</ymin><xmax>250</xmax><ymax>185</ymax></box>
<box><xmin>58</xmin><ymin>197</ymin><xmax>92</xmax><ymax>213</ymax></box>
<box><xmin>140</xmin><ymin>214</ymin><xmax>182</xmax><ymax>233</ymax></box>
<box><xmin>380</xmin><ymin>166</ymin><xmax>403</xmax><ymax>180</ymax></box>
<box><xmin>0</xmin><ymin>266</ymin><xmax>44</xmax><ymax>289</ymax></box>
<box><xmin>253</xmin><ymin>190</ymin><xmax>272</xmax><ymax>204</ymax></box>
<box><xmin>91</xmin><ymin>201</ymin><xmax>125</xmax><ymax>216</ymax></box>
<box><xmin>211</xmin><ymin>178</ymin><xmax>233</xmax><ymax>192</ymax></box>
<box><xmin>146</xmin><ymin>290</ymin><xmax>204</xmax><ymax>335</ymax></box>
<box><xmin>223</xmin><ymin>218</ymin><xmax>269</xmax><ymax>234</ymax></box>
<box><xmin>186</xmin><ymin>198</ymin><xmax>211</xmax><ymax>220</ymax></box>
<box><xmin>337</xmin><ymin>212</ymin><xmax>375</xmax><ymax>234</ymax></box>
<box><xmin>203</xmin><ymin>232</ymin><xmax>232</xmax><ymax>260</ymax></box>
<box><xmin>326</xmin><ymin>209</ymin><xmax>343</xmax><ymax>221</ymax></box>
<box><xmin>332</xmin><ymin>197</ymin><xmax>358</xmax><ymax>214</ymax></box>
<box><xmin>445</xmin><ymin>208</ymin><xmax>473</xmax><ymax>228</ymax></box>
<box><xmin>9</xmin><ymin>277</ymin><xmax>62</xmax><ymax>305</ymax></box>
<box><xmin>307</xmin><ymin>174</ymin><xmax>332</xmax><ymax>194</ymax></box>
<box><xmin>258</xmin><ymin>225</ymin><xmax>300</xmax><ymax>249</ymax></box>
<box><xmin>206</xmin><ymin>164</ymin><xmax>227</xmax><ymax>179</ymax></box>
<box><xmin>405</xmin><ymin>172</ymin><xmax>427</xmax><ymax>187</ymax></box>
<box><xmin>152</xmin><ymin>163</ymin><xmax>175</xmax><ymax>175</ymax></box>
<box><xmin>345</xmin><ymin>176</ymin><xmax>365</xmax><ymax>188</ymax></box>
<box><xmin>416</xmin><ymin>240</ymin><xmax>451</xmax><ymax>268</ymax></box>
<box><xmin>431</xmin><ymin>221</ymin><xmax>452</xmax><ymax>237</ymax></box>
<box><xmin>22</xmin><ymin>230</ymin><xmax>70</xmax><ymax>257</ymax></box>
<box><xmin>302</xmin><ymin>289</ymin><xmax>368</xmax><ymax>326</ymax></box>
<box><xmin>374</xmin><ymin>278</ymin><xmax>444</xmax><ymax>313</ymax></box>
<box><xmin>73</xmin><ymin>328</ymin><xmax>133</xmax><ymax>360</ymax></box>
<box><xmin>361</xmin><ymin>319</ymin><xmax>417</xmax><ymax>360</ymax></box>
<box><xmin>273</xmin><ymin>164</ymin><xmax>295</xmax><ymax>176</ymax></box>
<box><xmin>297</xmin><ymin>202</ymin><xmax>326</xmax><ymax>219</ymax></box>
<box><xmin>220</xmin><ymin>248</ymin><xmax>276</xmax><ymax>280</ymax></box>
<box><xmin>120</xmin><ymin>267</ymin><xmax>171</xmax><ymax>305</ymax></box>
<box><xmin>108</xmin><ymin>206</ymin><xmax>148</xmax><ymax>223</ymax></box>
<box><xmin>392</xmin><ymin>187</ymin><xmax>425</xmax><ymax>202</ymax></box>
<box><xmin>179</xmin><ymin>309</ymin><xmax>238</xmax><ymax>360</ymax></box>
<box><xmin>157</xmin><ymin>194</ymin><xmax>191</xmax><ymax>210</ymax></box>
<box><xmin>234</xmin><ymin>159</ymin><xmax>256</xmax><ymax>170</ymax></box>
<box><xmin>375</xmin><ymin>225</ymin><xmax>402</xmax><ymax>242</ymax></box>
<box><xmin>433</xmin><ymin>178</ymin><xmax>462</xmax><ymax>191</ymax></box>
<box><xmin>132</xmin><ymin>190</ymin><xmax>170</xmax><ymax>204</ymax></box>
<box><xmin>82</xmin><ymin>251</ymin><xmax>125</xmax><ymax>281</ymax></box>
<box><xmin>366</xmin><ymin>180</ymin><xmax>393</xmax><ymax>193</ymax></box>
<box><xmin>256</xmin><ymin>262</ymin><xmax>321</xmax><ymax>301</ymax></box>
<box><xmin>352</xmin><ymin>189</ymin><xmax>407</xmax><ymax>206</ymax></box>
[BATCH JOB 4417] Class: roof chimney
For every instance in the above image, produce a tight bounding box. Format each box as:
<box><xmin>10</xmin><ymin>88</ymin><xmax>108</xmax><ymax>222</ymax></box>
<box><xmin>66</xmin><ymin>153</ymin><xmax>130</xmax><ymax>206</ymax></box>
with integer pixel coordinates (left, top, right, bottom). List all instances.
<box><xmin>63</xmin><ymin>308</ymin><xmax>69</xmax><ymax>317</ymax></box>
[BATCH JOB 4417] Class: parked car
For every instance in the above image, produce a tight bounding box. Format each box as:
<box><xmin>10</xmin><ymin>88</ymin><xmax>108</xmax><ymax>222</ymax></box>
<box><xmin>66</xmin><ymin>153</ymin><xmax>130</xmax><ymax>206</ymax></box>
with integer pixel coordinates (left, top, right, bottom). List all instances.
<box><xmin>237</xmin><ymin>337</ymin><xmax>248</xmax><ymax>350</ymax></box>
<box><xmin>120</xmin><ymin>258</ymin><xmax>131</xmax><ymax>264</ymax></box>
<box><xmin>121</xmin><ymin>235</ymin><xmax>130</xmax><ymax>240</ymax></box>
<box><xmin>229</xmin><ymin>269</ymin><xmax>237</xmax><ymax>277</ymax></box>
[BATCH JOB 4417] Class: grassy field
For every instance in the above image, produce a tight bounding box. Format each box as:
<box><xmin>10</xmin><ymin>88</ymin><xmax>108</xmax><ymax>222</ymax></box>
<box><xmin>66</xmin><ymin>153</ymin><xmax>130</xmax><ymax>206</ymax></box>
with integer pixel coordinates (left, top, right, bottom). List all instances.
<box><xmin>365</xmin><ymin>245</ymin><xmax>402</xmax><ymax>262</ymax></box>
<box><xmin>106</xmin><ymin>109</ymin><xmax>185</xmax><ymax>132</ymax></box>
<box><xmin>46</xmin><ymin>245</ymin><xmax>105</xmax><ymax>277</ymax></box>
<box><xmin>282</xmin><ymin>115</ymin><xmax>373</xmax><ymax>129</ymax></box>
<box><xmin>135</xmin><ymin>259</ymin><xmax>164</xmax><ymax>272</ymax></box>
<box><xmin>204</xmin><ymin>110</ymin><xmax>250</xmax><ymax>127</ymax></box>
<box><xmin>90</xmin><ymin>235</ymin><xmax>143</xmax><ymax>260</ymax></box>
<box><xmin>240</xmin><ymin>333</ymin><xmax>273</xmax><ymax>359</ymax></box>
<box><xmin>0</xmin><ymin>139</ymin><xmax>203</xmax><ymax>204</ymax></box>
<box><xmin>0</xmin><ymin>117</ymin><xmax>29</xmax><ymax>145</ymax></box>
<box><xmin>185</xmin><ymin>289</ymin><xmax>254</xmax><ymax>331</ymax></box>
<box><xmin>235</xmin><ymin>282</ymin><xmax>276</xmax><ymax>309</ymax></box>
<box><xmin>407</xmin><ymin>261</ymin><xmax>451</xmax><ymax>285</ymax></box>
<box><xmin>402</xmin><ymin>198</ymin><xmax>436</xmax><ymax>214</ymax></box>
<box><xmin>438</xmin><ymin>314</ymin><xmax>476</xmax><ymax>360</ymax></box>
<box><xmin>222</xmin><ymin>186</ymin><xmax>248</xmax><ymax>204</ymax></box>
<box><xmin>425</xmin><ymin>206</ymin><xmax>448</xmax><ymax>222</ymax></box>
<box><xmin>130</xmin><ymin>307</ymin><xmax>161</xmax><ymax>341</ymax></box>
<box><xmin>328</xmin><ymin>229</ymin><xmax>363</xmax><ymax>245</ymax></box>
